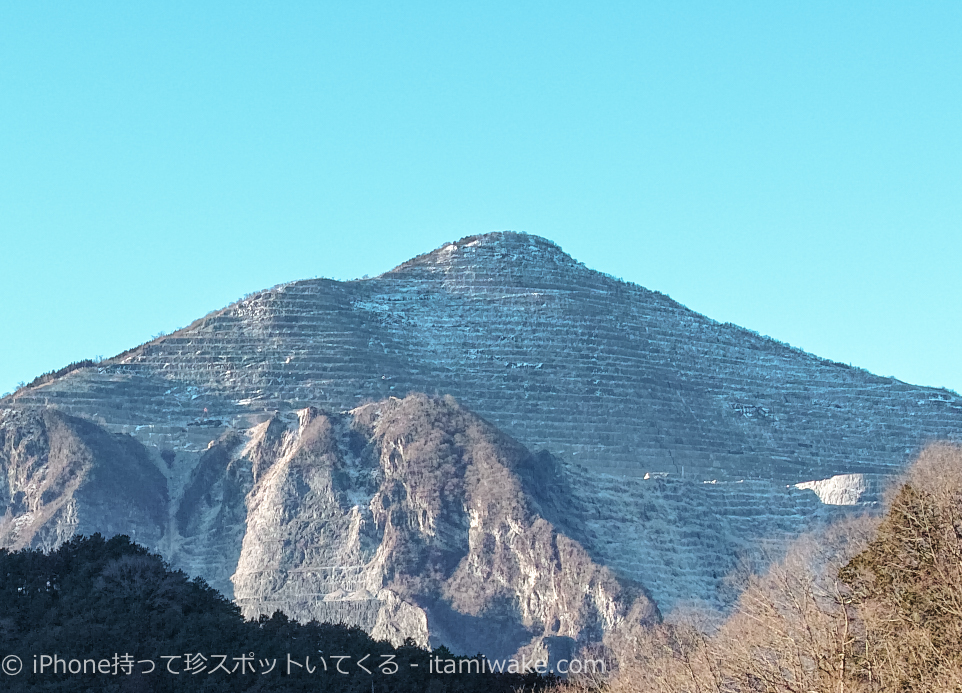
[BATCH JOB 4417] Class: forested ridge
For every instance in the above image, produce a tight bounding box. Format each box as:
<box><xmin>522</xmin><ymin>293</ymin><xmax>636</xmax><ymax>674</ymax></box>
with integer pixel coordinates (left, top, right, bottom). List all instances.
<box><xmin>0</xmin><ymin>534</ymin><xmax>556</xmax><ymax>692</ymax></box>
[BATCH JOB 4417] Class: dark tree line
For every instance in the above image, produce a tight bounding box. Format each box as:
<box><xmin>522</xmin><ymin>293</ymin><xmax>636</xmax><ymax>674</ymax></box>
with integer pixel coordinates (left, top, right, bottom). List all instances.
<box><xmin>0</xmin><ymin>534</ymin><xmax>556</xmax><ymax>692</ymax></box>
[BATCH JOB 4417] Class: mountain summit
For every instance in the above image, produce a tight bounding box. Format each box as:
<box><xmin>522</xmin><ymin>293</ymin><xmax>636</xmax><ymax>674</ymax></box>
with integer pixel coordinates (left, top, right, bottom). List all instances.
<box><xmin>10</xmin><ymin>231</ymin><xmax>958</xmax><ymax>480</ymax></box>
<box><xmin>3</xmin><ymin>231</ymin><xmax>961</xmax><ymax>636</ymax></box>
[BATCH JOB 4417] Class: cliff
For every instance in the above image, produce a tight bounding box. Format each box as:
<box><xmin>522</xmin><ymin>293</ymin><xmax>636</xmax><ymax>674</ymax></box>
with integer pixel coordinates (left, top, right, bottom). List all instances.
<box><xmin>0</xmin><ymin>394</ymin><xmax>654</xmax><ymax>661</ymax></box>
<box><xmin>0</xmin><ymin>408</ymin><xmax>166</xmax><ymax>552</ymax></box>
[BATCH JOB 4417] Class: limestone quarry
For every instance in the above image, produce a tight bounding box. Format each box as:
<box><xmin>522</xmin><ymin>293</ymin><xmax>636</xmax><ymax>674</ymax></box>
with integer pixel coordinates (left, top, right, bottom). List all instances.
<box><xmin>2</xmin><ymin>231</ymin><xmax>961</xmax><ymax>657</ymax></box>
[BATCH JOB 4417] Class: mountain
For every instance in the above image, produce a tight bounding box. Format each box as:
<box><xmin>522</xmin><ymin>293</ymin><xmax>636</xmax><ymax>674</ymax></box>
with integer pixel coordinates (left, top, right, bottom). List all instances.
<box><xmin>1</xmin><ymin>395</ymin><xmax>653</xmax><ymax>664</ymax></box>
<box><xmin>3</xmin><ymin>231</ymin><xmax>961</xmax><ymax>645</ymax></box>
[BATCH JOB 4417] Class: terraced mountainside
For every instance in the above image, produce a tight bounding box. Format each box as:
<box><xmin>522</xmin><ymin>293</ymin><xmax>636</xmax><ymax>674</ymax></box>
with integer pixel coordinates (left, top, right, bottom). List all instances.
<box><xmin>10</xmin><ymin>232</ymin><xmax>960</xmax><ymax>481</ymax></box>
<box><xmin>3</xmin><ymin>231</ymin><xmax>961</xmax><ymax>626</ymax></box>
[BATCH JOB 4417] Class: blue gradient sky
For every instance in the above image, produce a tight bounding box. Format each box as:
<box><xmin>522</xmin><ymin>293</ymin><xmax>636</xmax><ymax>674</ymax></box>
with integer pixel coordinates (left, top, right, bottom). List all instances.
<box><xmin>2</xmin><ymin>2</ymin><xmax>960</xmax><ymax>395</ymax></box>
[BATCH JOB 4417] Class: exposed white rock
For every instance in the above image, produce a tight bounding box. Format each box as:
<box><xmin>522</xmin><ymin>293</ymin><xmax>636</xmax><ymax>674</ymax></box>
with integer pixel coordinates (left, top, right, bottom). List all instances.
<box><xmin>795</xmin><ymin>473</ymin><xmax>868</xmax><ymax>505</ymax></box>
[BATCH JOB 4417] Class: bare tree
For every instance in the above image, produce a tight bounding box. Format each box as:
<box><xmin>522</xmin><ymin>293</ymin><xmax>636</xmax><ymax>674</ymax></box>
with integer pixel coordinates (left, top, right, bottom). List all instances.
<box><xmin>840</xmin><ymin>443</ymin><xmax>962</xmax><ymax>691</ymax></box>
<box><xmin>552</xmin><ymin>444</ymin><xmax>962</xmax><ymax>693</ymax></box>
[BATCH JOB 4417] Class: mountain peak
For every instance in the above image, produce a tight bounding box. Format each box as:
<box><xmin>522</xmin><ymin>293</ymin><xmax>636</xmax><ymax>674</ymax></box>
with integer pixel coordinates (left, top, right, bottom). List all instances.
<box><xmin>382</xmin><ymin>231</ymin><xmax>577</xmax><ymax>277</ymax></box>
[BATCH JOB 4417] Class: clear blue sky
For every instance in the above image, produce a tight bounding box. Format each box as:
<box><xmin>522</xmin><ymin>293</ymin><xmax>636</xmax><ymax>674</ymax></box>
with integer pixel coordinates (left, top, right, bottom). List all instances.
<box><xmin>1</xmin><ymin>2</ymin><xmax>960</xmax><ymax>396</ymax></box>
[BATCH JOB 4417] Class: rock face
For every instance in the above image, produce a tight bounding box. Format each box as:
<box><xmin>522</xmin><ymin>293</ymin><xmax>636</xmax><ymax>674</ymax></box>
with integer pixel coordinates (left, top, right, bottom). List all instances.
<box><xmin>0</xmin><ymin>408</ymin><xmax>166</xmax><ymax>552</ymax></box>
<box><xmin>795</xmin><ymin>473</ymin><xmax>876</xmax><ymax>506</ymax></box>
<box><xmin>0</xmin><ymin>393</ymin><xmax>655</xmax><ymax>659</ymax></box>
<box><xmin>2</xmin><ymin>231</ymin><xmax>962</xmax><ymax>628</ymax></box>
<box><xmin>228</xmin><ymin>395</ymin><xmax>655</xmax><ymax>658</ymax></box>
